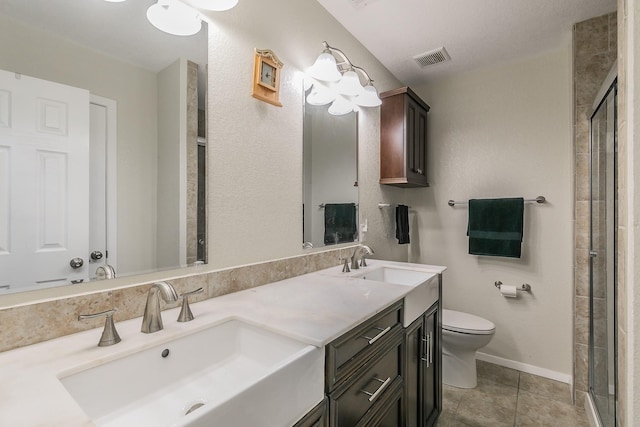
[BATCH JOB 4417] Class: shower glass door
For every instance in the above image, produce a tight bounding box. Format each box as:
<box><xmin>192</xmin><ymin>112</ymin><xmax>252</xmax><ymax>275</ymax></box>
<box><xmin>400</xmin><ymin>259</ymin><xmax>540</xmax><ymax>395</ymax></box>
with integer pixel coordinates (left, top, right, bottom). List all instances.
<box><xmin>589</xmin><ymin>79</ymin><xmax>617</xmax><ymax>427</ymax></box>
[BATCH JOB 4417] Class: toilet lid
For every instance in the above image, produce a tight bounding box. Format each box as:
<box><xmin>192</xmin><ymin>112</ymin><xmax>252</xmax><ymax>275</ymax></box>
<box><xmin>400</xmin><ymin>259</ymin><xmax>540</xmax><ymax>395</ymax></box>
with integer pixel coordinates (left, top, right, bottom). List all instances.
<box><xmin>442</xmin><ymin>309</ymin><xmax>495</xmax><ymax>335</ymax></box>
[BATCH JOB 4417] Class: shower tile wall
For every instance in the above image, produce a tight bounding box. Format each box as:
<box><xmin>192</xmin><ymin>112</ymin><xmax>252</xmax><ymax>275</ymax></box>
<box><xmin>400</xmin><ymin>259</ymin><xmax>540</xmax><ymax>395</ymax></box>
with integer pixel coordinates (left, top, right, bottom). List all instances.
<box><xmin>572</xmin><ymin>10</ymin><xmax>617</xmax><ymax>405</ymax></box>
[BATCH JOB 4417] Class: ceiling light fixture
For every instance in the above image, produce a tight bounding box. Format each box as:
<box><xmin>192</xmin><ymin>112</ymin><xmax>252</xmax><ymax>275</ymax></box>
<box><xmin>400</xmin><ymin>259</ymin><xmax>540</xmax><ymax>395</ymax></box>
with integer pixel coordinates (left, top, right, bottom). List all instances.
<box><xmin>306</xmin><ymin>41</ymin><xmax>381</xmax><ymax>115</ymax></box>
<box><xmin>146</xmin><ymin>0</ymin><xmax>202</xmax><ymax>36</ymax></box>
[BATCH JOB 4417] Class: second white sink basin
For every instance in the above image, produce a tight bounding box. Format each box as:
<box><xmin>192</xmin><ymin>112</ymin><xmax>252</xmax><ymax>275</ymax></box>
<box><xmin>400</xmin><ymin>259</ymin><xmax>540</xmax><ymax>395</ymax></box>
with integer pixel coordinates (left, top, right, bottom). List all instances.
<box><xmin>350</xmin><ymin>265</ymin><xmax>432</xmax><ymax>287</ymax></box>
<box><xmin>352</xmin><ymin>266</ymin><xmax>439</xmax><ymax>327</ymax></box>
<box><xmin>59</xmin><ymin>319</ymin><xmax>324</xmax><ymax>427</ymax></box>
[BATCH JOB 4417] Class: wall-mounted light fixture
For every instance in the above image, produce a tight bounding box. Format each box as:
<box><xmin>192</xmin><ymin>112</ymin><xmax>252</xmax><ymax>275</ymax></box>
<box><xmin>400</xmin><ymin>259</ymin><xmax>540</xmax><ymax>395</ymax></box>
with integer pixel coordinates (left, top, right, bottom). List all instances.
<box><xmin>306</xmin><ymin>41</ymin><xmax>381</xmax><ymax>115</ymax></box>
<box><xmin>105</xmin><ymin>0</ymin><xmax>239</xmax><ymax>36</ymax></box>
<box><xmin>146</xmin><ymin>0</ymin><xmax>202</xmax><ymax>36</ymax></box>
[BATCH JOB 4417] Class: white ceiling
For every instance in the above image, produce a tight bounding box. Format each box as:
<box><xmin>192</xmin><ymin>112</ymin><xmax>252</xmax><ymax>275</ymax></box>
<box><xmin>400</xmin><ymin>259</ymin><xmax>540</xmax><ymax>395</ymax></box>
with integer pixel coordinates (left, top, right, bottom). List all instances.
<box><xmin>0</xmin><ymin>0</ymin><xmax>207</xmax><ymax>74</ymax></box>
<box><xmin>316</xmin><ymin>0</ymin><xmax>617</xmax><ymax>85</ymax></box>
<box><xmin>2</xmin><ymin>0</ymin><xmax>617</xmax><ymax>89</ymax></box>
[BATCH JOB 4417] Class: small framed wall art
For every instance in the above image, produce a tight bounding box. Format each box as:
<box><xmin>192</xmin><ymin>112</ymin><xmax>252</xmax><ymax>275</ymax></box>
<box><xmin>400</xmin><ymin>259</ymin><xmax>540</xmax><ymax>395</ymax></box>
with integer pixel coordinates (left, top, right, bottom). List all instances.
<box><xmin>251</xmin><ymin>49</ymin><xmax>283</xmax><ymax>107</ymax></box>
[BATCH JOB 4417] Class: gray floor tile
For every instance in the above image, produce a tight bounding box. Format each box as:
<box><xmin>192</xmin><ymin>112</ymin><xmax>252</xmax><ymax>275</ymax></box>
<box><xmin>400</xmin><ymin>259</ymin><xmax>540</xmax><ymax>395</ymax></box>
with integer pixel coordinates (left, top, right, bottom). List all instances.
<box><xmin>515</xmin><ymin>390</ymin><xmax>589</xmax><ymax>426</ymax></box>
<box><xmin>441</xmin><ymin>362</ymin><xmax>589</xmax><ymax>427</ymax></box>
<box><xmin>519</xmin><ymin>372</ymin><xmax>573</xmax><ymax>405</ymax></box>
<box><xmin>477</xmin><ymin>360</ymin><xmax>520</xmax><ymax>388</ymax></box>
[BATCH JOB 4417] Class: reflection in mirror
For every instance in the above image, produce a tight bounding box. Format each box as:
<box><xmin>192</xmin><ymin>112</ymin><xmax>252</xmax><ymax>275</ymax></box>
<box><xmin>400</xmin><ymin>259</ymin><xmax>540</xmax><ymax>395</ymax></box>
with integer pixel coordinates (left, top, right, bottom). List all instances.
<box><xmin>302</xmin><ymin>98</ymin><xmax>358</xmax><ymax>249</ymax></box>
<box><xmin>0</xmin><ymin>0</ymin><xmax>208</xmax><ymax>294</ymax></box>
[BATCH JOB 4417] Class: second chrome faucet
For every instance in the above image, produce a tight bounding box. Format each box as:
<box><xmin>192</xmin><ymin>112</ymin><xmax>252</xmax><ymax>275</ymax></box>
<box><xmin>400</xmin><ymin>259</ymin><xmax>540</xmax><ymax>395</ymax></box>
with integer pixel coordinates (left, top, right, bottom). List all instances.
<box><xmin>141</xmin><ymin>281</ymin><xmax>179</xmax><ymax>334</ymax></box>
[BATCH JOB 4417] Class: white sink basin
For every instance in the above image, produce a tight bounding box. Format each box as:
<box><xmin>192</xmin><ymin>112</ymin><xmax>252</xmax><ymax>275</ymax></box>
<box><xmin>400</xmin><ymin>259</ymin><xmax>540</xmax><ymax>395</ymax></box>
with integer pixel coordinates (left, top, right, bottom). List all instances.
<box><xmin>59</xmin><ymin>319</ymin><xmax>324</xmax><ymax>427</ymax></box>
<box><xmin>350</xmin><ymin>265</ymin><xmax>431</xmax><ymax>287</ymax></box>
<box><xmin>352</xmin><ymin>266</ymin><xmax>439</xmax><ymax>327</ymax></box>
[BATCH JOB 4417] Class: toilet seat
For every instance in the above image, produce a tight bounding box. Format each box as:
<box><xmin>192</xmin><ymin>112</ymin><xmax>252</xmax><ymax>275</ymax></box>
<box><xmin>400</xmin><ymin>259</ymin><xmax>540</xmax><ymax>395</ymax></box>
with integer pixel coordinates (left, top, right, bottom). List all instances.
<box><xmin>442</xmin><ymin>309</ymin><xmax>495</xmax><ymax>335</ymax></box>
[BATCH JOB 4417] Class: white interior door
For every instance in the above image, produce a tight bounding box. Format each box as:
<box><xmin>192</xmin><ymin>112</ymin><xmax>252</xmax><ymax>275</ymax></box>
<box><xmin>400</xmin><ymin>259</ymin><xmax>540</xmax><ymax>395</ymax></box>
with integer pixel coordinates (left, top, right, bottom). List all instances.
<box><xmin>0</xmin><ymin>69</ymin><xmax>90</xmax><ymax>291</ymax></box>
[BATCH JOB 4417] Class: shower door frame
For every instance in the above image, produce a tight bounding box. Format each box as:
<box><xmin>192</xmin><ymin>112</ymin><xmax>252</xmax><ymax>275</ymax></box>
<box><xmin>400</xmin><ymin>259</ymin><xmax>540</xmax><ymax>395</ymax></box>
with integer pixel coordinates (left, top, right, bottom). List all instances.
<box><xmin>588</xmin><ymin>73</ymin><xmax>617</xmax><ymax>427</ymax></box>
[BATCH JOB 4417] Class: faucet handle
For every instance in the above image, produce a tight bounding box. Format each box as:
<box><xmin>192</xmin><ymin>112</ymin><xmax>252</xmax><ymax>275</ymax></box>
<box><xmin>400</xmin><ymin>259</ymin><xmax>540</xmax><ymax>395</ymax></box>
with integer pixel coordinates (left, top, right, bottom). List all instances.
<box><xmin>78</xmin><ymin>309</ymin><xmax>121</xmax><ymax>347</ymax></box>
<box><xmin>360</xmin><ymin>255</ymin><xmax>369</xmax><ymax>268</ymax></box>
<box><xmin>339</xmin><ymin>257</ymin><xmax>351</xmax><ymax>273</ymax></box>
<box><xmin>177</xmin><ymin>287</ymin><xmax>204</xmax><ymax>323</ymax></box>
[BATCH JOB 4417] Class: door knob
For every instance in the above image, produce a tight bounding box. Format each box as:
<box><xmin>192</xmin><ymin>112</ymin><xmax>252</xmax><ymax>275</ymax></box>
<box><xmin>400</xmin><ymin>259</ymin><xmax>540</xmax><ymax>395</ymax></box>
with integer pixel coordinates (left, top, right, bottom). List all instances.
<box><xmin>90</xmin><ymin>251</ymin><xmax>103</xmax><ymax>261</ymax></box>
<box><xmin>70</xmin><ymin>257</ymin><xmax>84</xmax><ymax>269</ymax></box>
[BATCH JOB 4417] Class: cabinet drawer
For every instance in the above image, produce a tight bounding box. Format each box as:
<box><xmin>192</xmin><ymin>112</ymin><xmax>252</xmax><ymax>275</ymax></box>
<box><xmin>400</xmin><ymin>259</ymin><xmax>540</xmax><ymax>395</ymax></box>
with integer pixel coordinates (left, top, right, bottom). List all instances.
<box><xmin>328</xmin><ymin>330</ymin><xmax>403</xmax><ymax>426</ymax></box>
<box><xmin>293</xmin><ymin>398</ymin><xmax>327</xmax><ymax>427</ymax></box>
<box><xmin>326</xmin><ymin>301</ymin><xmax>403</xmax><ymax>391</ymax></box>
<box><xmin>355</xmin><ymin>376</ymin><xmax>404</xmax><ymax>427</ymax></box>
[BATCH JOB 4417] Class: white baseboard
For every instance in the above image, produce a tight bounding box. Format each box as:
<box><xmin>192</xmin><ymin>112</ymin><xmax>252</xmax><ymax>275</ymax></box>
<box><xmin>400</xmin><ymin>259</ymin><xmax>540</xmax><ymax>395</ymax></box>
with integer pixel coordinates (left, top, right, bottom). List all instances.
<box><xmin>476</xmin><ymin>352</ymin><xmax>573</xmax><ymax>385</ymax></box>
<box><xmin>585</xmin><ymin>393</ymin><xmax>601</xmax><ymax>427</ymax></box>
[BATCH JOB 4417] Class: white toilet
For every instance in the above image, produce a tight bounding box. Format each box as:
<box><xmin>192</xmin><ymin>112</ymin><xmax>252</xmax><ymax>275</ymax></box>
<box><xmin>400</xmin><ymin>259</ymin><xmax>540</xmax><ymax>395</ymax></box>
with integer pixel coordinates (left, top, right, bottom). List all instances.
<box><xmin>442</xmin><ymin>309</ymin><xmax>496</xmax><ymax>388</ymax></box>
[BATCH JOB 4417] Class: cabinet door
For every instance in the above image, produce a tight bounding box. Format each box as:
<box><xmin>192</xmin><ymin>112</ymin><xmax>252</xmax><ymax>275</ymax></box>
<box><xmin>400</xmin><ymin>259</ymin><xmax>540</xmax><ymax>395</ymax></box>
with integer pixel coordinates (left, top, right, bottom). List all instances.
<box><xmin>424</xmin><ymin>306</ymin><xmax>440</xmax><ymax>426</ymax></box>
<box><xmin>416</xmin><ymin>105</ymin><xmax>427</xmax><ymax>179</ymax></box>
<box><xmin>405</xmin><ymin>316</ymin><xmax>424</xmax><ymax>426</ymax></box>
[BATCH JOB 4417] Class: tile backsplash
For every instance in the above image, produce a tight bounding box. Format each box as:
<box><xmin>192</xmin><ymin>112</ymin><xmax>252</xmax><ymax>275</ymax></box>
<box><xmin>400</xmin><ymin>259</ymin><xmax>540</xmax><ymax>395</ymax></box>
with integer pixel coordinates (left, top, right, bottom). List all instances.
<box><xmin>0</xmin><ymin>246</ymin><xmax>355</xmax><ymax>353</ymax></box>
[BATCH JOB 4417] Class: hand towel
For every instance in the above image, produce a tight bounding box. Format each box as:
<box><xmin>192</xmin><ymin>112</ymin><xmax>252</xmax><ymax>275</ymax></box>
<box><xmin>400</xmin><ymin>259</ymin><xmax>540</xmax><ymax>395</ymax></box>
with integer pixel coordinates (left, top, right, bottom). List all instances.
<box><xmin>324</xmin><ymin>203</ymin><xmax>357</xmax><ymax>245</ymax></box>
<box><xmin>467</xmin><ymin>197</ymin><xmax>524</xmax><ymax>258</ymax></box>
<box><xmin>396</xmin><ymin>204</ymin><xmax>410</xmax><ymax>244</ymax></box>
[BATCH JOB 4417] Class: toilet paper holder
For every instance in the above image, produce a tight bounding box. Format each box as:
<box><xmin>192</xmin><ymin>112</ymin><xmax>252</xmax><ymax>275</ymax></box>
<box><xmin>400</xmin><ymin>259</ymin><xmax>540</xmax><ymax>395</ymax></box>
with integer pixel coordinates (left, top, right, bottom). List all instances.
<box><xmin>494</xmin><ymin>281</ymin><xmax>531</xmax><ymax>292</ymax></box>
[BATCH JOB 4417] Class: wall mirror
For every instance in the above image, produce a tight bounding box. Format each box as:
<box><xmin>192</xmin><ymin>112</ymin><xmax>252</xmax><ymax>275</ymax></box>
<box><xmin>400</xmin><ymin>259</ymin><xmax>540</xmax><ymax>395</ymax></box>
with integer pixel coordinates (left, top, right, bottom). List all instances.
<box><xmin>302</xmin><ymin>97</ymin><xmax>358</xmax><ymax>249</ymax></box>
<box><xmin>0</xmin><ymin>0</ymin><xmax>208</xmax><ymax>295</ymax></box>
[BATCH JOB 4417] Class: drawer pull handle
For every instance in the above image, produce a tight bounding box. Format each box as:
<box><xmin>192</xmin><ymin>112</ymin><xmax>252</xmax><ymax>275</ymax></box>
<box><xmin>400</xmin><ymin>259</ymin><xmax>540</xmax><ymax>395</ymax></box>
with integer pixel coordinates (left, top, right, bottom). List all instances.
<box><xmin>360</xmin><ymin>326</ymin><xmax>391</xmax><ymax>345</ymax></box>
<box><xmin>360</xmin><ymin>377</ymin><xmax>392</xmax><ymax>402</ymax></box>
<box><xmin>429</xmin><ymin>331</ymin><xmax>433</xmax><ymax>364</ymax></box>
<box><xmin>421</xmin><ymin>335</ymin><xmax>430</xmax><ymax>367</ymax></box>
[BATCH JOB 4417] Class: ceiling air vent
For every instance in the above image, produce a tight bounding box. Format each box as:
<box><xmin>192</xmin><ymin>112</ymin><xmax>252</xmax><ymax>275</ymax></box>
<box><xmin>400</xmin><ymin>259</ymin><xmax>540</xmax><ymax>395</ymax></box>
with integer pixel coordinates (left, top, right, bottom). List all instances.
<box><xmin>413</xmin><ymin>47</ymin><xmax>451</xmax><ymax>68</ymax></box>
<box><xmin>349</xmin><ymin>0</ymin><xmax>381</xmax><ymax>9</ymax></box>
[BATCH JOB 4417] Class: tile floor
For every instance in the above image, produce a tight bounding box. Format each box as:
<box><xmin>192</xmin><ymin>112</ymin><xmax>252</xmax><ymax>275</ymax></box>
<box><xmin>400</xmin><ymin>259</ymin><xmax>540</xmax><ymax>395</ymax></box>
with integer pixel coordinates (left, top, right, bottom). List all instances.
<box><xmin>435</xmin><ymin>360</ymin><xmax>589</xmax><ymax>427</ymax></box>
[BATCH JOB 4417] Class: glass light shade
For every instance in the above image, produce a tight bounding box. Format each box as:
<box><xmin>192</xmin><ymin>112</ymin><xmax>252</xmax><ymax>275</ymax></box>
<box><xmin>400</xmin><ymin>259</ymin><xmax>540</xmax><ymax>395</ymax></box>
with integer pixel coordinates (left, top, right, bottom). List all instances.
<box><xmin>104</xmin><ymin>0</ymin><xmax>127</xmax><ymax>2</ymax></box>
<box><xmin>188</xmin><ymin>0</ymin><xmax>238</xmax><ymax>11</ymax></box>
<box><xmin>336</xmin><ymin>70</ymin><xmax>364</xmax><ymax>97</ymax></box>
<box><xmin>307</xmin><ymin>53</ymin><xmax>341</xmax><ymax>82</ymax></box>
<box><xmin>303</xmin><ymin>76</ymin><xmax>314</xmax><ymax>92</ymax></box>
<box><xmin>355</xmin><ymin>84</ymin><xmax>382</xmax><ymax>107</ymax></box>
<box><xmin>147</xmin><ymin>0</ymin><xmax>202</xmax><ymax>36</ymax></box>
<box><xmin>306</xmin><ymin>87</ymin><xmax>336</xmax><ymax>106</ymax></box>
<box><xmin>328</xmin><ymin>96</ymin><xmax>354</xmax><ymax>116</ymax></box>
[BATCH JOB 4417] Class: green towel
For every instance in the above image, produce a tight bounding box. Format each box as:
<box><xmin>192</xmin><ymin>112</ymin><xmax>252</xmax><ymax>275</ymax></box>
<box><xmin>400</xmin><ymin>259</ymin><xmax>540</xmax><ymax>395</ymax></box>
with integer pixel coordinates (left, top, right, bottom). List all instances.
<box><xmin>467</xmin><ymin>198</ymin><xmax>524</xmax><ymax>258</ymax></box>
<box><xmin>324</xmin><ymin>203</ymin><xmax>357</xmax><ymax>245</ymax></box>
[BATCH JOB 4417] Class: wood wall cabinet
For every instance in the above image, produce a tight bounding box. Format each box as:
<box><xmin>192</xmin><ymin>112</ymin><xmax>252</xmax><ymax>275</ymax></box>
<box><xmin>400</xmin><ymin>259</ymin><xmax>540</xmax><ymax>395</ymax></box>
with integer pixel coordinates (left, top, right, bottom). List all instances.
<box><xmin>380</xmin><ymin>87</ymin><xmax>431</xmax><ymax>187</ymax></box>
<box><xmin>405</xmin><ymin>301</ymin><xmax>442</xmax><ymax>427</ymax></box>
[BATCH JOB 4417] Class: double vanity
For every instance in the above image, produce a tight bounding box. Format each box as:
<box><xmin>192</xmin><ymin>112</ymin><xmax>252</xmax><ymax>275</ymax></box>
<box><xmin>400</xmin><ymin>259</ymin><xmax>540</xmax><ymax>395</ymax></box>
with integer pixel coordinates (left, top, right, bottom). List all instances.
<box><xmin>0</xmin><ymin>259</ymin><xmax>445</xmax><ymax>427</ymax></box>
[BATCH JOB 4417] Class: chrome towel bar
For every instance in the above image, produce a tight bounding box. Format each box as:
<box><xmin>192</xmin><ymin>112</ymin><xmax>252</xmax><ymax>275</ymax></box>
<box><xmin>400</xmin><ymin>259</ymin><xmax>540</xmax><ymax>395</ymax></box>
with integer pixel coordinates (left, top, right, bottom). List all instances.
<box><xmin>378</xmin><ymin>203</ymin><xmax>412</xmax><ymax>208</ymax></box>
<box><xmin>447</xmin><ymin>196</ymin><xmax>546</xmax><ymax>207</ymax></box>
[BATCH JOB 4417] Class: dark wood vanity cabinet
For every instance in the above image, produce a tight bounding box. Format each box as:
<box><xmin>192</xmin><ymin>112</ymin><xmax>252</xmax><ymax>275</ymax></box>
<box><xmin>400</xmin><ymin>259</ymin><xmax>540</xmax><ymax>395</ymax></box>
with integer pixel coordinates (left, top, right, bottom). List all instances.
<box><xmin>380</xmin><ymin>87</ymin><xmax>430</xmax><ymax>187</ymax></box>
<box><xmin>293</xmin><ymin>398</ymin><xmax>328</xmax><ymax>427</ymax></box>
<box><xmin>325</xmin><ymin>301</ymin><xmax>405</xmax><ymax>427</ymax></box>
<box><xmin>405</xmin><ymin>302</ymin><xmax>442</xmax><ymax>427</ymax></box>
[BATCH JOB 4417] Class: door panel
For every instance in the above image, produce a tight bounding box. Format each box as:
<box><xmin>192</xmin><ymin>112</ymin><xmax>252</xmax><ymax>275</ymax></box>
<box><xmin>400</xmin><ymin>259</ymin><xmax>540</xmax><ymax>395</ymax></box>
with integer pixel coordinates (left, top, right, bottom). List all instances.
<box><xmin>0</xmin><ymin>69</ymin><xmax>90</xmax><ymax>290</ymax></box>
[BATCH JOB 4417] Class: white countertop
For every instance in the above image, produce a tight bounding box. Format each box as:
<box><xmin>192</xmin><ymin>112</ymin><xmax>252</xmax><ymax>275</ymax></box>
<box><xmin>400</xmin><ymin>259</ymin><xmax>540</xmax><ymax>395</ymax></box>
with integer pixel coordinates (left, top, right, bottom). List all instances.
<box><xmin>0</xmin><ymin>259</ymin><xmax>445</xmax><ymax>427</ymax></box>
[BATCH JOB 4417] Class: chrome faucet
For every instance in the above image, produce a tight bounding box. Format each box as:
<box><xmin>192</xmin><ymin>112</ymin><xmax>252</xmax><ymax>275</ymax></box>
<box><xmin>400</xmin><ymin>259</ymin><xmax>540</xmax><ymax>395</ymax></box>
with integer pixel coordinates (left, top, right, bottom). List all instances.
<box><xmin>141</xmin><ymin>281</ymin><xmax>179</xmax><ymax>333</ymax></box>
<box><xmin>351</xmin><ymin>245</ymin><xmax>374</xmax><ymax>270</ymax></box>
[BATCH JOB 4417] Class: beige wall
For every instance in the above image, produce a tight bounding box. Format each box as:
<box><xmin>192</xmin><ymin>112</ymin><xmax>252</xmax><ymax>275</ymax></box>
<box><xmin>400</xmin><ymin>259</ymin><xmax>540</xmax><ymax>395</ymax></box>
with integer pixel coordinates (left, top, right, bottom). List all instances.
<box><xmin>409</xmin><ymin>46</ymin><xmax>574</xmax><ymax>378</ymax></box>
<box><xmin>0</xmin><ymin>14</ymin><xmax>160</xmax><ymax>276</ymax></box>
<box><xmin>157</xmin><ymin>59</ymin><xmax>186</xmax><ymax>270</ymax></box>
<box><xmin>618</xmin><ymin>0</ymin><xmax>635</xmax><ymax>425</ymax></box>
<box><xmin>203</xmin><ymin>0</ymin><xmax>405</xmax><ymax>268</ymax></box>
